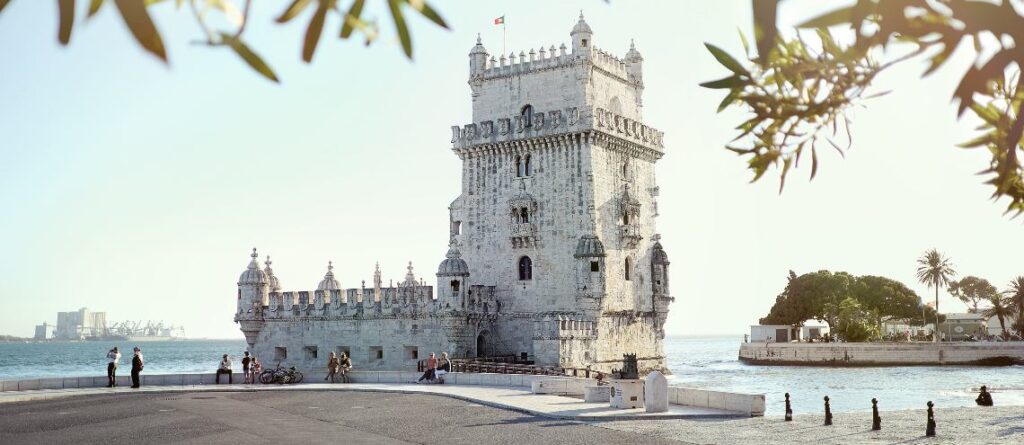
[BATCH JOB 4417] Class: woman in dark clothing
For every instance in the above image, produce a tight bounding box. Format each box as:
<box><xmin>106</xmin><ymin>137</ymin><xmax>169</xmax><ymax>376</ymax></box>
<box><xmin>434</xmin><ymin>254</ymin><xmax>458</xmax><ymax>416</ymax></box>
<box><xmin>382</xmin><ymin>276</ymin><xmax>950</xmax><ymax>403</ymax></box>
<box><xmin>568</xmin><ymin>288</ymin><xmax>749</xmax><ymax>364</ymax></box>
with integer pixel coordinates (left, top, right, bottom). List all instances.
<box><xmin>130</xmin><ymin>347</ymin><xmax>144</xmax><ymax>388</ymax></box>
<box><xmin>976</xmin><ymin>385</ymin><xmax>994</xmax><ymax>406</ymax></box>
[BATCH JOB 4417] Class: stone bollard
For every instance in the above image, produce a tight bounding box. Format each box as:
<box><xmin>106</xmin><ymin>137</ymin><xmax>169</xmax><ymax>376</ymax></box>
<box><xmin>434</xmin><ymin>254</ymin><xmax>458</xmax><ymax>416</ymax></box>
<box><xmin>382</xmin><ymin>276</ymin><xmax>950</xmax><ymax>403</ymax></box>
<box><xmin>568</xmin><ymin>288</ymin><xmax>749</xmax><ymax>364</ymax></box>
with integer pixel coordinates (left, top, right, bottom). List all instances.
<box><xmin>644</xmin><ymin>371</ymin><xmax>668</xmax><ymax>413</ymax></box>
<box><xmin>824</xmin><ymin>396</ymin><xmax>832</xmax><ymax>426</ymax></box>
<box><xmin>785</xmin><ymin>393</ymin><xmax>793</xmax><ymax>421</ymax></box>
<box><xmin>871</xmin><ymin>398</ymin><xmax>881</xmax><ymax>430</ymax></box>
<box><xmin>926</xmin><ymin>401</ymin><xmax>936</xmax><ymax>437</ymax></box>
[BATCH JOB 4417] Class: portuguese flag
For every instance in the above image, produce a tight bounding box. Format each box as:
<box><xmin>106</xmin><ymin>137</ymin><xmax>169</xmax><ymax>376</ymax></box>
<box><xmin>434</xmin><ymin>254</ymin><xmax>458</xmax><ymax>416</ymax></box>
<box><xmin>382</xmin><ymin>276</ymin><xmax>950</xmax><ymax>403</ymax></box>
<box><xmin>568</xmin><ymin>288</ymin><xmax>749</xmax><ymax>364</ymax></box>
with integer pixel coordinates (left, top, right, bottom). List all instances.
<box><xmin>494</xmin><ymin>16</ymin><xmax>505</xmax><ymax>25</ymax></box>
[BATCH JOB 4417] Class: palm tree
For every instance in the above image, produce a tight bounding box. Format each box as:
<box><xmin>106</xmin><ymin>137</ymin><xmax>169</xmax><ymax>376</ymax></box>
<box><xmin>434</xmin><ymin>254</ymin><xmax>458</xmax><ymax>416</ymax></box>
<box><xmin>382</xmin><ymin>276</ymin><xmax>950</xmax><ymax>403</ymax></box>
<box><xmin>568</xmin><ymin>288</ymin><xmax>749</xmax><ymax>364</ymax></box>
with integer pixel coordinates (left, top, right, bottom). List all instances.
<box><xmin>916</xmin><ymin>249</ymin><xmax>956</xmax><ymax>342</ymax></box>
<box><xmin>982</xmin><ymin>294</ymin><xmax>1014</xmax><ymax>339</ymax></box>
<box><xmin>1006</xmin><ymin>276</ymin><xmax>1024</xmax><ymax>338</ymax></box>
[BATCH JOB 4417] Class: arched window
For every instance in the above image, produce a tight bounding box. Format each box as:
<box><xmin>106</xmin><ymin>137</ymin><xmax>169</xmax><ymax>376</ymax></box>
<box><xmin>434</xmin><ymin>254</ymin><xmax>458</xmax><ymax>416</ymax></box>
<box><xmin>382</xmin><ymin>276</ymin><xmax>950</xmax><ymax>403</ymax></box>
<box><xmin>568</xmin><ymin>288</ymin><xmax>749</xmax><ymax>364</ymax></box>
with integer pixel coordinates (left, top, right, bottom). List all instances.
<box><xmin>623</xmin><ymin>210</ymin><xmax>630</xmax><ymax>225</ymax></box>
<box><xmin>515</xmin><ymin>155</ymin><xmax>524</xmax><ymax>177</ymax></box>
<box><xmin>520</xmin><ymin>207</ymin><xmax>529</xmax><ymax>223</ymax></box>
<box><xmin>521</xmin><ymin>104</ymin><xmax>534</xmax><ymax>128</ymax></box>
<box><xmin>518</xmin><ymin>256</ymin><xmax>533</xmax><ymax>281</ymax></box>
<box><xmin>524</xmin><ymin>154</ymin><xmax>532</xmax><ymax>176</ymax></box>
<box><xmin>622</xmin><ymin>163</ymin><xmax>627</xmax><ymax>176</ymax></box>
<box><xmin>624</xmin><ymin>258</ymin><xmax>632</xmax><ymax>281</ymax></box>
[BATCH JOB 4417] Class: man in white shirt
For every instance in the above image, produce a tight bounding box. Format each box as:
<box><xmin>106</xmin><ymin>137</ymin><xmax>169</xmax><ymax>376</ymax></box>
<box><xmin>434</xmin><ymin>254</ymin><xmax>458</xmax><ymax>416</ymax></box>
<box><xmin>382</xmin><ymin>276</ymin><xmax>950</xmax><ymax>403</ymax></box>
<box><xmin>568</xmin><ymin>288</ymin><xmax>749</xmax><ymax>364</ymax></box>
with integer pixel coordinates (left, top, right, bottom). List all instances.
<box><xmin>216</xmin><ymin>354</ymin><xmax>233</xmax><ymax>384</ymax></box>
<box><xmin>106</xmin><ymin>347</ymin><xmax>121</xmax><ymax>387</ymax></box>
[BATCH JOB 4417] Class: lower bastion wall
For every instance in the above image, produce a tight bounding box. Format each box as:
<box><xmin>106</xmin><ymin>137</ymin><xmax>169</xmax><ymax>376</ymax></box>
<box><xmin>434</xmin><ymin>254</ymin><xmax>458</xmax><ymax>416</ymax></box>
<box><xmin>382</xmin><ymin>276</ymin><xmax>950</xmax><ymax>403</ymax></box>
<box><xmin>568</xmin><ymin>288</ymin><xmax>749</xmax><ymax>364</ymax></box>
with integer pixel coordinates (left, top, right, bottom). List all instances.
<box><xmin>738</xmin><ymin>342</ymin><xmax>1024</xmax><ymax>366</ymax></box>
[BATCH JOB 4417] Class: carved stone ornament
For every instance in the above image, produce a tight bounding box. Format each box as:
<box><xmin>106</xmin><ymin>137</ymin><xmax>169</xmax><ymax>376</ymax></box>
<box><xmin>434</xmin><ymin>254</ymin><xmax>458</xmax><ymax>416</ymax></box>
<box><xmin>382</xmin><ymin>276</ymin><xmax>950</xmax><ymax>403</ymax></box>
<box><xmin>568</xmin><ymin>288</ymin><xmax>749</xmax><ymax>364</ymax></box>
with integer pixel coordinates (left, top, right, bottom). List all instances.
<box><xmin>481</xmin><ymin>121</ymin><xmax>494</xmax><ymax>138</ymax></box>
<box><xmin>567</xmin><ymin>107</ymin><xmax>579</xmax><ymax>126</ymax></box>
<box><xmin>499</xmin><ymin>118</ymin><xmax>511</xmax><ymax>135</ymax></box>
<box><xmin>451</xmin><ymin>125</ymin><xmax>461</xmax><ymax>143</ymax></box>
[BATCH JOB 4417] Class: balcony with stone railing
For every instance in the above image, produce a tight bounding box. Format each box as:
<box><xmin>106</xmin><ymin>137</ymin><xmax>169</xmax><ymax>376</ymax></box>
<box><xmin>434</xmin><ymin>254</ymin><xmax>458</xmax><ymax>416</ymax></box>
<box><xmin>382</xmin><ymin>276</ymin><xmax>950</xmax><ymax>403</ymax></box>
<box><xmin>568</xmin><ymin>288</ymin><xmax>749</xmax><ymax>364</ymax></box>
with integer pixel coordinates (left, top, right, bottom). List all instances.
<box><xmin>619</xmin><ymin>223</ymin><xmax>642</xmax><ymax>249</ymax></box>
<box><xmin>510</xmin><ymin>222</ymin><xmax>537</xmax><ymax>248</ymax></box>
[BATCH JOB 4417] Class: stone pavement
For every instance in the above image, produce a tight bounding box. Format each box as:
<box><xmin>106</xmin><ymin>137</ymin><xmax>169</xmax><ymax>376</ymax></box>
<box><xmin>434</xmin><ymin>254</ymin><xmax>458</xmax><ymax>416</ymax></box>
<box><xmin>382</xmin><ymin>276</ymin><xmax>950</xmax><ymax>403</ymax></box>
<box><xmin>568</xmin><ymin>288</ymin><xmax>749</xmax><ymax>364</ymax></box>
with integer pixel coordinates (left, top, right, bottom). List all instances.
<box><xmin>0</xmin><ymin>391</ymin><xmax>684</xmax><ymax>445</ymax></box>
<box><xmin>0</xmin><ymin>382</ymin><xmax>743</xmax><ymax>420</ymax></box>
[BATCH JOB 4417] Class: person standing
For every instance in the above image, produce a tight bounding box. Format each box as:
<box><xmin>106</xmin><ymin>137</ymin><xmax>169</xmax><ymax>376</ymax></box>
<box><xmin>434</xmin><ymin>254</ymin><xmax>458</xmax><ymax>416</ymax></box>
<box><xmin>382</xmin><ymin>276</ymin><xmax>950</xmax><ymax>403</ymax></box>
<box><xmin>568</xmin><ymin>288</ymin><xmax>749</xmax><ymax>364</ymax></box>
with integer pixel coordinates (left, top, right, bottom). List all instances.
<box><xmin>130</xmin><ymin>347</ymin><xmax>144</xmax><ymax>388</ymax></box>
<box><xmin>325</xmin><ymin>352</ymin><xmax>340</xmax><ymax>383</ymax></box>
<box><xmin>216</xmin><ymin>354</ymin><xmax>233</xmax><ymax>384</ymax></box>
<box><xmin>251</xmin><ymin>358</ymin><xmax>261</xmax><ymax>383</ymax></box>
<box><xmin>106</xmin><ymin>347</ymin><xmax>121</xmax><ymax>387</ymax></box>
<box><xmin>241</xmin><ymin>352</ymin><xmax>252</xmax><ymax>384</ymax></box>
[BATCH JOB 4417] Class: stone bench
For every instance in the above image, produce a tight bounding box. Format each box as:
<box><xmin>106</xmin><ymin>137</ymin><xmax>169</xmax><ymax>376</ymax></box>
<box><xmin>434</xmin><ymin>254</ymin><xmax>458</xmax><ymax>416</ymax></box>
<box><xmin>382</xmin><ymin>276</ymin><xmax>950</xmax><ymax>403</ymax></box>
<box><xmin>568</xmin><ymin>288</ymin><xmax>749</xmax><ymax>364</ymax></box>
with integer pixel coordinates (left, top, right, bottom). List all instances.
<box><xmin>530</xmin><ymin>378</ymin><xmax>586</xmax><ymax>396</ymax></box>
<box><xmin>583</xmin><ymin>385</ymin><xmax>610</xmax><ymax>402</ymax></box>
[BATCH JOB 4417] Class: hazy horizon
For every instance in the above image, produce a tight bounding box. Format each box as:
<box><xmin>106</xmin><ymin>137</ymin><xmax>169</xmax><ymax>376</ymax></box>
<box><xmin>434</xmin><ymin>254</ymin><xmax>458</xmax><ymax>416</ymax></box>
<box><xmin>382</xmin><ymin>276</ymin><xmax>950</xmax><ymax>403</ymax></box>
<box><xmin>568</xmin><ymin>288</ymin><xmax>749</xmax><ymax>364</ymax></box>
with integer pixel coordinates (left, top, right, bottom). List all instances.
<box><xmin>2</xmin><ymin>1</ymin><xmax>1022</xmax><ymax>339</ymax></box>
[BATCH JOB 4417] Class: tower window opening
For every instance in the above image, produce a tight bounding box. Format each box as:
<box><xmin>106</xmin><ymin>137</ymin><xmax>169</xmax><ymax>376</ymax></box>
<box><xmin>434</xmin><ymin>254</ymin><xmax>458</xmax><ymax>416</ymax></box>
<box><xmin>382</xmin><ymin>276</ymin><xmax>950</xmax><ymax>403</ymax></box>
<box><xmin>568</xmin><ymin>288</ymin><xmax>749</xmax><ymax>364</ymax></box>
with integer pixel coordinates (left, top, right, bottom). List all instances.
<box><xmin>625</xmin><ymin>258</ymin><xmax>632</xmax><ymax>281</ymax></box>
<box><xmin>515</xmin><ymin>155</ymin><xmax>524</xmax><ymax>177</ymax></box>
<box><xmin>518</xmin><ymin>256</ymin><xmax>533</xmax><ymax>281</ymax></box>
<box><xmin>623</xmin><ymin>211</ymin><xmax>630</xmax><ymax>225</ymax></box>
<box><xmin>581</xmin><ymin>39</ymin><xmax>588</xmax><ymax>48</ymax></box>
<box><xmin>524</xmin><ymin>154</ymin><xmax>532</xmax><ymax>176</ymax></box>
<box><xmin>520</xmin><ymin>208</ymin><xmax>529</xmax><ymax>223</ymax></box>
<box><xmin>521</xmin><ymin>104</ymin><xmax>534</xmax><ymax>128</ymax></box>
<box><xmin>590</xmin><ymin>261</ymin><xmax>600</xmax><ymax>272</ymax></box>
<box><xmin>451</xmin><ymin>280</ymin><xmax>460</xmax><ymax>292</ymax></box>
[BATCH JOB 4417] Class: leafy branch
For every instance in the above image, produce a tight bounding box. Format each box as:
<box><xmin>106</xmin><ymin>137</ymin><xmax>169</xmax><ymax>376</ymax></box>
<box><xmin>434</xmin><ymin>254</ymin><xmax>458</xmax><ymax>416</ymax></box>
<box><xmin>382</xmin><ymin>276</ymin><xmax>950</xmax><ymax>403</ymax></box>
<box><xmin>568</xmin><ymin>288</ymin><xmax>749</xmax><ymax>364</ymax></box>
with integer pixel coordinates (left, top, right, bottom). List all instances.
<box><xmin>0</xmin><ymin>0</ymin><xmax>449</xmax><ymax>83</ymax></box>
<box><xmin>705</xmin><ymin>0</ymin><xmax>1024</xmax><ymax>216</ymax></box>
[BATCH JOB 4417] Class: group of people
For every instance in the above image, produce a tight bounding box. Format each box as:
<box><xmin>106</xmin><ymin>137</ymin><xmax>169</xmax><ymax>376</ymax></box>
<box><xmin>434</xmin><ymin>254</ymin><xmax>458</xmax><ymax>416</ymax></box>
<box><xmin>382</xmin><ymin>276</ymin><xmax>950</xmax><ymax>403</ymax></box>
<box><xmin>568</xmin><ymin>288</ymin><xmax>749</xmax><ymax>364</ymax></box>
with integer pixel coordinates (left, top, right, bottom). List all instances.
<box><xmin>104</xmin><ymin>346</ymin><xmax>144</xmax><ymax>388</ymax></box>
<box><xmin>416</xmin><ymin>352</ymin><xmax>451</xmax><ymax>384</ymax></box>
<box><xmin>216</xmin><ymin>351</ymin><xmax>267</xmax><ymax>384</ymax></box>
<box><xmin>325</xmin><ymin>351</ymin><xmax>353</xmax><ymax>383</ymax></box>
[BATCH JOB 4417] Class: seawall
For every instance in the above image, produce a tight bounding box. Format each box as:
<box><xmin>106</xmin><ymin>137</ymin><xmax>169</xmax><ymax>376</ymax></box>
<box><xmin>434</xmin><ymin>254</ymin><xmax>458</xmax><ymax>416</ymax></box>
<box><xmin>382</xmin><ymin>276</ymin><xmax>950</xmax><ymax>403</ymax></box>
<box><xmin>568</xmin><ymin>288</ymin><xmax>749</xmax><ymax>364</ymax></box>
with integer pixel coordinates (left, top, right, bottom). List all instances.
<box><xmin>739</xmin><ymin>342</ymin><xmax>1024</xmax><ymax>366</ymax></box>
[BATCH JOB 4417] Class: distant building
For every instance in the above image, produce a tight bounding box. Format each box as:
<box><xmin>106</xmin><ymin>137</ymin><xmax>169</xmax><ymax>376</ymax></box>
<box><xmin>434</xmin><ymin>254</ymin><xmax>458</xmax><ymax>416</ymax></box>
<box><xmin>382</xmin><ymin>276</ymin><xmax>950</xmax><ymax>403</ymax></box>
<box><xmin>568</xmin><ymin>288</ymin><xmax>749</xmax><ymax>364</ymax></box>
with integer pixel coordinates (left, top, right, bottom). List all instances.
<box><xmin>986</xmin><ymin>315</ymin><xmax>1017</xmax><ymax>336</ymax></box>
<box><xmin>55</xmin><ymin>308</ymin><xmax>107</xmax><ymax>340</ymax></box>
<box><xmin>749</xmin><ymin>320</ymin><xmax>830</xmax><ymax>343</ymax></box>
<box><xmin>938</xmin><ymin>313</ymin><xmax>986</xmax><ymax>341</ymax></box>
<box><xmin>33</xmin><ymin>323</ymin><xmax>54</xmax><ymax>340</ymax></box>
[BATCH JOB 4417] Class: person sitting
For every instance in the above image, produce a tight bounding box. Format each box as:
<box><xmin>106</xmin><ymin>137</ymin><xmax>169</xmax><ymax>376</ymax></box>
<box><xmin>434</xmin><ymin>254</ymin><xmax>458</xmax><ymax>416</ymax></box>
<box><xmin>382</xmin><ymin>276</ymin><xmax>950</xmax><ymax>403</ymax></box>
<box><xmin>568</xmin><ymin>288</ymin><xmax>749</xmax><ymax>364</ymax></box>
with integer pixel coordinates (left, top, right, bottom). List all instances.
<box><xmin>339</xmin><ymin>352</ymin><xmax>352</xmax><ymax>383</ymax></box>
<box><xmin>435</xmin><ymin>352</ymin><xmax>451</xmax><ymax>384</ymax></box>
<box><xmin>416</xmin><ymin>352</ymin><xmax>437</xmax><ymax>383</ymax></box>
<box><xmin>216</xmin><ymin>354</ymin><xmax>233</xmax><ymax>384</ymax></box>
<box><xmin>976</xmin><ymin>385</ymin><xmax>994</xmax><ymax>406</ymax></box>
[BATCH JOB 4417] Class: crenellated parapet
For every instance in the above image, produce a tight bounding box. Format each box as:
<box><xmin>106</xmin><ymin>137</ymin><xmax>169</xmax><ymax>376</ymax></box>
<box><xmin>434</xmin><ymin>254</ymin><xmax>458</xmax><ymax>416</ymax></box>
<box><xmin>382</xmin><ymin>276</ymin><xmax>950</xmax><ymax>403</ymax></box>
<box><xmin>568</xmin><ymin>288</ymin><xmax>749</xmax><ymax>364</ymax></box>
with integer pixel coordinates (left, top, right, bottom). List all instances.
<box><xmin>452</xmin><ymin>107</ymin><xmax>664</xmax><ymax>157</ymax></box>
<box><xmin>594</xmin><ymin>108</ymin><xmax>664</xmax><ymax>148</ymax></box>
<box><xmin>476</xmin><ymin>43</ymin><xmax>575</xmax><ymax>80</ymax></box>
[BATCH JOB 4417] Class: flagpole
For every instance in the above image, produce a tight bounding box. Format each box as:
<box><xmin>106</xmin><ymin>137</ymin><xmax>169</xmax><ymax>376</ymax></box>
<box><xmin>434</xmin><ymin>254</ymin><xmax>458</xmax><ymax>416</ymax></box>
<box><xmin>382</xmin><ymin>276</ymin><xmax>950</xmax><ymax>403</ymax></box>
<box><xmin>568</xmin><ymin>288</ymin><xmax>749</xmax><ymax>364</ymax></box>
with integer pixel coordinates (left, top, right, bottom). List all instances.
<box><xmin>502</xmin><ymin>14</ymin><xmax>506</xmax><ymax>56</ymax></box>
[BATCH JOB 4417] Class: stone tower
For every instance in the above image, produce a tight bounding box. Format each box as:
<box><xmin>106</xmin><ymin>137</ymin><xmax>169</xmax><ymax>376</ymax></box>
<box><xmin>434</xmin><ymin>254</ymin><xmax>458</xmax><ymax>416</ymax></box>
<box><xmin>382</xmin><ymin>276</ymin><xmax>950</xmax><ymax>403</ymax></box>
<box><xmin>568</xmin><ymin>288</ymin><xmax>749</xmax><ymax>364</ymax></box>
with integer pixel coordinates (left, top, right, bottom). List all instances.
<box><xmin>449</xmin><ymin>14</ymin><xmax>672</xmax><ymax>373</ymax></box>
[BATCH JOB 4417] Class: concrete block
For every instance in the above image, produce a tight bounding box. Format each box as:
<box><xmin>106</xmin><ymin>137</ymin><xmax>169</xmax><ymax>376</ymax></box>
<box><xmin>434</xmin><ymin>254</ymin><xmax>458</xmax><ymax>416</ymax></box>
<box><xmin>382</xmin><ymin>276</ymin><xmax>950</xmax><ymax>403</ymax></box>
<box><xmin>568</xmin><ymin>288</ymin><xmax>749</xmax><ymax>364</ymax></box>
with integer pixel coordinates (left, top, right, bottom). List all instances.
<box><xmin>40</xmin><ymin>378</ymin><xmax>65</xmax><ymax>389</ymax></box>
<box><xmin>532</xmin><ymin>379</ymin><xmax>570</xmax><ymax>394</ymax></box>
<box><xmin>751</xmin><ymin>394</ymin><xmax>766</xmax><ymax>416</ymax></box>
<box><xmin>707</xmin><ymin>391</ymin><xmax>727</xmax><ymax>410</ymax></box>
<box><xmin>509</xmin><ymin>374</ymin><xmax>524</xmax><ymax>387</ymax></box>
<box><xmin>18</xmin><ymin>380</ymin><xmax>40</xmax><ymax>391</ymax></box>
<box><xmin>725</xmin><ymin>393</ymin><xmax>753</xmax><ymax>414</ymax></box>
<box><xmin>379</xmin><ymin>372</ymin><xmax>400</xmax><ymax>383</ymax></box>
<box><xmin>584</xmin><ymin>385</ymin><xmax>611</xmax><ymax>402</ymax></box>
<box><xmin>644</xmin><ymin>371</ymin><xmax>668</xmax><ymax>413</ymax></box>
<box><xmin>115</xmin><ymin>376</ymin><xmax>131</xmax><ymax>387</ymax></box>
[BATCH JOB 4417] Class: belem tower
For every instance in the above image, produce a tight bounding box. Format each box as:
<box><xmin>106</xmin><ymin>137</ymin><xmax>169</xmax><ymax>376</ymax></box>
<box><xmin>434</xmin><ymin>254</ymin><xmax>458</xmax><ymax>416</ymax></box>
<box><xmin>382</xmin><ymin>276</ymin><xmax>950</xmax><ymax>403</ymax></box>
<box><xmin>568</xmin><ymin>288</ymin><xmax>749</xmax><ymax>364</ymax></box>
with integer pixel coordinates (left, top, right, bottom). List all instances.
<box><xmin>235</xmin><ymin>14</ymin><xmax>673</xmax><ymax>374</ymax></box>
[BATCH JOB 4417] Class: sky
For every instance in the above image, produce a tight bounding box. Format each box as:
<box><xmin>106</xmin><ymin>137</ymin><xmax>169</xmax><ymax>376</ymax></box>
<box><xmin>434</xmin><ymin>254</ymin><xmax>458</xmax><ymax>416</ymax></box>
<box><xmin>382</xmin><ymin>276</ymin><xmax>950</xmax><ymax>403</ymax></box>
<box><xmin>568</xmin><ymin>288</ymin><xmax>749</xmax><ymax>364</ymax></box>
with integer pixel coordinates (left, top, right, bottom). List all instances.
<box><xmin>1</xmin><ymin>1</ymin><xmax>1021</xmax><ymax>339</ymax></box>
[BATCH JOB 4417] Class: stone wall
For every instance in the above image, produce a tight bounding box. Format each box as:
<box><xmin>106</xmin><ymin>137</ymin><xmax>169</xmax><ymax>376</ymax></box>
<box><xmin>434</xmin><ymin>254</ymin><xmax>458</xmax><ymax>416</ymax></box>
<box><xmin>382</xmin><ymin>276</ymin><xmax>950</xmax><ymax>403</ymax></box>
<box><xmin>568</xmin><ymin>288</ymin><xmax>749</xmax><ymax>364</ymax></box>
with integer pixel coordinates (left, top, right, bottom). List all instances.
<box><xmin>738</xmin><ymin>342</ymin><xmax>1024</xmax><ymax>366</ymax></box>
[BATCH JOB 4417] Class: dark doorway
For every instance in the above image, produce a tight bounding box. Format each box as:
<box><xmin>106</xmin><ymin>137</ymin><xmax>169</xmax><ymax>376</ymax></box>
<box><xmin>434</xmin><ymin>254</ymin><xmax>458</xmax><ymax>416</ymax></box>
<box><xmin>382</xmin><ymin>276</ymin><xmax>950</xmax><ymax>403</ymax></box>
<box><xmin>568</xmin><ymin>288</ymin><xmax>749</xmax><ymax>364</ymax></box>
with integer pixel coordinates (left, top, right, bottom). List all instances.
<box><xmin>476</xmin><ymin>332</ymin><xmax>486</xmax><ymax>357</ymax></box>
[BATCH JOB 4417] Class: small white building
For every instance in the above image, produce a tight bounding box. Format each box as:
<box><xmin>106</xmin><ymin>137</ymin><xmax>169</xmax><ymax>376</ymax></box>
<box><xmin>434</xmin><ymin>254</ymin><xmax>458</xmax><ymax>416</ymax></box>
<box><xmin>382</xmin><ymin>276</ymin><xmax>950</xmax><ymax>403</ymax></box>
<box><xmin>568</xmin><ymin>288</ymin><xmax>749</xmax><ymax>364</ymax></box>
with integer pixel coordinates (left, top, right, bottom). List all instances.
<box><xmin>986</xmin><ymin>315</ymin><xmax>1017</xmax><ymax>337</ymax></box>
<box><xmin>939</xmin><ymin>313</ymin><xmax>986</xmax><ymax>341</ymax></box>
<box><xmin>800</xmin><ymin>320</ymin><xmax>830</xmax><ymax>341</ymax></box>
<box><xmin>749</xmin><ymin>325</ymin><xmax>792</xmax><ymax>343</ymax></box>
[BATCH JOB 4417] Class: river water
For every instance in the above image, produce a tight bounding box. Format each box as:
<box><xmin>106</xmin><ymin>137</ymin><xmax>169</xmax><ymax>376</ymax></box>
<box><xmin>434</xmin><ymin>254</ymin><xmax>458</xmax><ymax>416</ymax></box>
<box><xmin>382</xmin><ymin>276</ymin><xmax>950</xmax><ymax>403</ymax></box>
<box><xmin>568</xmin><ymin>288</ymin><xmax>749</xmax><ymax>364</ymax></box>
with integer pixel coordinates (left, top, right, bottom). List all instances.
<box><xmin>2</xmin><ymin>336</ymin><xmax>1021</xmax><ymax>415</ymax></box>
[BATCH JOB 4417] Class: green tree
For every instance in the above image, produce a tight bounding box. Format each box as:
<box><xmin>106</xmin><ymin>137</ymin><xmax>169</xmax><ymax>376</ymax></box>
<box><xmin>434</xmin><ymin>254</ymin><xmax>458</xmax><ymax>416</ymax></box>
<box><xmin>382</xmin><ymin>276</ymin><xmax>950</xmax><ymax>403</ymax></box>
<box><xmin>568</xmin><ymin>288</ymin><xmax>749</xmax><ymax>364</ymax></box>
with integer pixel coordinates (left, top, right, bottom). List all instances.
<box><xmin>1006</xmin><ymin>276</ymin><xmax>1024</xmax><ymax>337</ymax></box>
<box><xmin>916</xmin><ymin>248</ymin><xmax>956</xmax><ymax>340</ymax></box>
<box><xmin>830</xmin><ymin>296</ymin><xmax>881</xmax><ymax>342</ymax></box>
<box><xmin>948</xmin><ymin>276</ymin><xmax>998</xmax><ymax>313</ymax></box>
<box><xmin>703</xmin><ymin>0</ymin><xmax>1024</xmax><ymax>215</ymax></box>
<box><xmin>0</xmin><ymin>0</ymin><xmax>449</xmax><ymax>83</ymax></box>
<box><xmin>759</xmin><ymin>270</ymin><xmax>852</xmax><ymax>327</ymax></box>
<box><xmin>759</xmin><ymin>270</ymin><xmax>938</xmax><ymax>333</ymax></box>
<box><xmin>982</xmin><ymin>293</ymin><xmax>1014</xmax><ymax>338</ymax></box>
